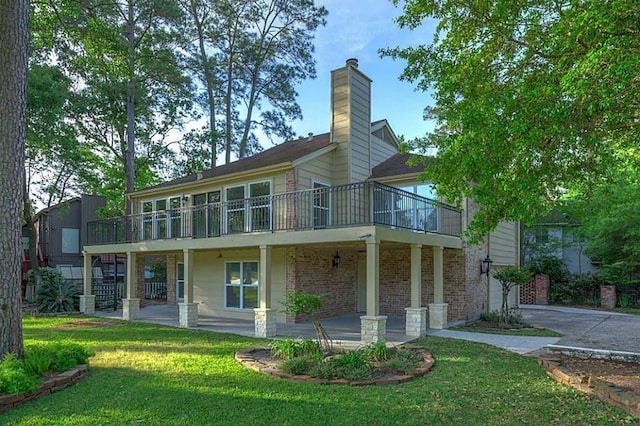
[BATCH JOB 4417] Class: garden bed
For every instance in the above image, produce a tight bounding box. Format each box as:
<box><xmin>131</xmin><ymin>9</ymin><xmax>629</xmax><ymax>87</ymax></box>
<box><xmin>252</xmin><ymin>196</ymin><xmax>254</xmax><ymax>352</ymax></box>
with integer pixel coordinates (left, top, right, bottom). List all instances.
<box><xmin>235</xmin><ymin>344</ymin><xmax>434</xmax><ymax>386</ymax></box>
<box><xmin>0</xmin><ymin>364</ymin><xmax>88</xmax><ymax>414</ymax></box>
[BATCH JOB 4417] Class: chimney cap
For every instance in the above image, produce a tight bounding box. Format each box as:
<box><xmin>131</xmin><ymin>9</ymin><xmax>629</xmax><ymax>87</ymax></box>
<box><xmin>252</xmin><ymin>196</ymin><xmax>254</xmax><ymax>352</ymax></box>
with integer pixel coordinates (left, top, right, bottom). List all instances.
<box><xmin>346</xmin><ymin>58</ymin><xmax>358</xmax><ymax>68</ymax></box>
<box><xmin>307</xmin><ymin>132</ymin><xmax>314</xmax><ymax>141</ymax></box>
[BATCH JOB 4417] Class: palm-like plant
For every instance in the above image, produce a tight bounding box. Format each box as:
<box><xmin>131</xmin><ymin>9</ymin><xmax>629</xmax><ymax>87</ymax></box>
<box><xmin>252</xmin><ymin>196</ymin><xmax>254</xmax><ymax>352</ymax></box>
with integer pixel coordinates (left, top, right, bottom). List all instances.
<box><xmin>35</xmin><ymin>268</ymin><xmax>80</xmax><ymax>313</ymax></box>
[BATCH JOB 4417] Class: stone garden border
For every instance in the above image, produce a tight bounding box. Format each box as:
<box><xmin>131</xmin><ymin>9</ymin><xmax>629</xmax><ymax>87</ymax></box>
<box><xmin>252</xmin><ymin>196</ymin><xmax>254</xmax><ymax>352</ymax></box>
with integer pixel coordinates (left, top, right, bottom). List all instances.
<box><xmin>0</xmin><ymin>364</ymin><xmax>88</xmax><ymax>414</ymax></box>
<box><xmin>235</xmin><ymin>344</ymin><xmax>434</xmax><ymax>386</ymax></box>
<box><xmin>538</xmin><ymin>355</ymin><xmax>639</xmax><ymax>418</ymax></box>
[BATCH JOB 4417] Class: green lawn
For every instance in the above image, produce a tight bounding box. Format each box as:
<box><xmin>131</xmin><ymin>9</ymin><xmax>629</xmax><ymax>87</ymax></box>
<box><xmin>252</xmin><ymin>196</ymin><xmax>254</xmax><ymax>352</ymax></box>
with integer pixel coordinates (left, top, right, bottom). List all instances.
<box><xmin>2</xmin><ymin>316</ymin><xmax>633</xmax><ymax>425</ymax></box>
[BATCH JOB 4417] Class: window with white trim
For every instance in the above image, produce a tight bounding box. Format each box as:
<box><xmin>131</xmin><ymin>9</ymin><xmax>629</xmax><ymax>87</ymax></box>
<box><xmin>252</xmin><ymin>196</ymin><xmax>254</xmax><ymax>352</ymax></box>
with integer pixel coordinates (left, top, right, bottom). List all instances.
<box><xmin>141</xmin><ymin>196</ymin><xmax>183</xmax><ymax>240</ymax></box>
<box><xmin>312</xmin><ymin>181</ymin><xmax>330</xmax><ymax>228</ymax></box>
<box><xmin>225</xmin><ymin>261</ymin><xmax>259</xmax><ymax>309</ymax></box>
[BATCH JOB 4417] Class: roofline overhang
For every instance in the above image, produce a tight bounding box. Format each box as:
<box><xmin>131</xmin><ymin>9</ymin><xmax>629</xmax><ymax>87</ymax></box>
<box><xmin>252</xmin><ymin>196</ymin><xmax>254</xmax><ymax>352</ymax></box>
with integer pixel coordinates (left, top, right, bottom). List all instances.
<box><xmin>291</xmin><ymin>144</ymin><xmax>337</xmax><ymax>167</ymax></box>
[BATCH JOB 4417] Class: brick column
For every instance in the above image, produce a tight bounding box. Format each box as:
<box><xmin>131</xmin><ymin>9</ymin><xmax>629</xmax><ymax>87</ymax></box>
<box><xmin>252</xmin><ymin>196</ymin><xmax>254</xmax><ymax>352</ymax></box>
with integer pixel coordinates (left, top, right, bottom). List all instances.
<box><xmin>361</xmin><ymin>315</ymin><xmax>387</xmax><ymax>343</ymax></box>
<box><xmin>428</xmin><ymin>303</ymin><xmax>448</xmax><ymax>329</ymax></box>
<box><xmin>601</xmin><ymin>285</ymin><xmax>616</xmax><ymax>309</ymax></box>
<box><xmin>123</xmin><ymin>298</ymin><xmax>140</xmax><ymax>320</ymax></box>
<box><xmin>79</xmin><ymin>295</ymin><xmax>95</xmax><ymax>315</ymax></box>
<box><xmin>405</xmin><ymin>307</ymin><xmax>427</xmax><ymax>336</ymax></box>
<box><xmin>179</xmin><ymin>302</ymin><xmax>198</xmax><ymax>327</ymax></box>
<box><xmin>136</xmin><ymin>254</ymin><xmax>145</xmax><ymax>306</ymax></box>
<box><xmin>254</xmin><ymin>308</ymin><xmax>276</xmax><ymax>337</ymax></box>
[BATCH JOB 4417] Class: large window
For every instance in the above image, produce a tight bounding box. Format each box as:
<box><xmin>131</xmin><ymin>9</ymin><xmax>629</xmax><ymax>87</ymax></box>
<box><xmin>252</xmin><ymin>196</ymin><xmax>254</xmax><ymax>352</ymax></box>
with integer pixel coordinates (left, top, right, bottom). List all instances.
<box><xmin>193</xmin><ymin>191</ymin><xmax>221</xmax><ymax>238</ymax></box>
<box><xmin>225</xmin><ymin>181</ymin><xmax>271</xmax><ymax>234</ymax></box>
<box><xmin>400</xmin><ymin>184</ymin><xmax>438</xmax><ymax>232</ymax></box>
<box><xmin>141</xmin><ymin>196</ymin><xmax>183</xmax><ymax>240</ymax></box>
<box><xmin>225</xmin><ymin>261</ymin><xmax>258</xmax><ymax>309</ymax></box>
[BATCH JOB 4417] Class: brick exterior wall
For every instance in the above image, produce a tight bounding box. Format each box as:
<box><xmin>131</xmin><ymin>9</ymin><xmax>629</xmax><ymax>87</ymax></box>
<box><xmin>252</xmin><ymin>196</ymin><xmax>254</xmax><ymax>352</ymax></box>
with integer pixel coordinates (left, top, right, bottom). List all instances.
<box><xmin>520</xmin><ymin>274</ymin><xmax>550</xmax><ymax>305</ymax></box>
<box><xmin>287</xmin><ymin>246</ymin><xmax>472</xmax><ymax>323</ymax></box>
<box><xmin>136</xmin><ymin>254</ymin><xmax>146</xmax><ymax>306</ymax></box>
<box><xmin>166</xmin><ymin>254</ymin><xmax>176</xmax><ymax>305</ymax></box>
<box><xmin>286</xmin><ymin>247</ymin><xmax>357</xmax><ymax>322</ymax></box>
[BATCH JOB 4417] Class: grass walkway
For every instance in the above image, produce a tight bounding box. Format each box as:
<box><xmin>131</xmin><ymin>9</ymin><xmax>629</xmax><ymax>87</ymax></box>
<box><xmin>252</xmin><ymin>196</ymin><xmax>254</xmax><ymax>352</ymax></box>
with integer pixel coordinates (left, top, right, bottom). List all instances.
<box><xmin>2</xmin><ymin>316</ymin><xmax>634</xmax><ymax>425</ymax></box>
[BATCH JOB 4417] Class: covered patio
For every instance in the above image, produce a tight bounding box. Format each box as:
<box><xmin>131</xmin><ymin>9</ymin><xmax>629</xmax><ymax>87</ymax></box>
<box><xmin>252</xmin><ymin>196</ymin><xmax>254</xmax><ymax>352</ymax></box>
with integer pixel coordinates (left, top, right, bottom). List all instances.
<box><xmin>92</xmin><ymin>304</ymin><xmax>413</xmax><ymax>348</ymax></box>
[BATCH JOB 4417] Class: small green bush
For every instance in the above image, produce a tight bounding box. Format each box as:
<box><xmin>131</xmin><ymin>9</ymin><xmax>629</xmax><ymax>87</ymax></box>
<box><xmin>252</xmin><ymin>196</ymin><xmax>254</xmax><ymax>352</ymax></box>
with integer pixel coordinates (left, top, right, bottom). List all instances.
<box><xmin>22</xmin><ymin>346</ymin><xmax>53</xmax><ymax>376</ymax></box>
<box><xmin>270</xmin><ymin>338</ymin><xmax>321</xmax><ymax>360</ymax></box>
<box><xmin>364</xmin><ymin>342</ymin><xmax>391</xmax><ymax>362</ymax></box>
<box><xmin>308</xmin><ymin>360</ymin><xmax>340</xmax><ymax>380</ymax></box>
<box><xmin>34</xmin><ymin>268</ymin><xmax>80</xmax><ymax>313</ymax></box>
<box><xmin>50</xmin><ymin>342</ymin><xmax>94</xmax><ymax>372</ymax></box>
<box><xmin>480</xmin><ymin>309</ymin><xmax>526</xmax><ymax>328</ymax></box>
<box><xmin>0</xmin><ymin>355</ymin><xmax>39</xmax><ymax>395</ymax></box>
<box><xmin>278</xmin><ymin>354</ymin><xmax>321</xmax><ymax>375</ymax></box>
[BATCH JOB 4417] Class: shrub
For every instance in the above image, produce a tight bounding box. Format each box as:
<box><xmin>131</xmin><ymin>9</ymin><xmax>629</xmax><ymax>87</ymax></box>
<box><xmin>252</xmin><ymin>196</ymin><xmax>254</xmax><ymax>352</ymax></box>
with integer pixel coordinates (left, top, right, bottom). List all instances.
<box><xmin>364</xmin><ymin>342</ymin><xmax>391</xmax><ymax>362</ymax></box>
<box><xmin>34</xmin><ymin>268</ymin><xmax>80</xmax><ymax>313</ymax></box>
<box><xmin>0</xmin><ymin>355</ymin><xmax>39</xmax><ymax>395</ymax></box>
<box><xmin>50</xmin><ymin>342</ymin><xmax>94</xmax><ymax>372</ymax></box>
<box><xmin>270</xmin><ymin>338</ymin><xmax>321</xmax><ymax>360</ymax></box>
<box><xmin>22</xmin><ymin>345</ymin><xmax>53</xmax><ymax>376</ymax></box>
<box><xmin>527</xmin><ymin>256</ymin><xmax>568</xmax><ymax>283</ymax></box>
<box><xmin>480</xmin><ymin>309</ymin><xmax>526</xmax><ymax>328</ymax></box>
<box><xmin>278</xmin><ymin>354</ymin><xmax>321</xmax><ymax>375</ymax></box>
<box><xmin>380</xmin><ymin>349</ymin><xmax>421</xmax><ymax>374</ymax></box>
<box><xmin>492</xmin><ymin>267</ymin><xmax>532</xmax><ymax>325</ymax></box>
<box><xmin>281</xmin><ymin>292</ymin><xmax>332</xmax><ymax>352</ymax></box>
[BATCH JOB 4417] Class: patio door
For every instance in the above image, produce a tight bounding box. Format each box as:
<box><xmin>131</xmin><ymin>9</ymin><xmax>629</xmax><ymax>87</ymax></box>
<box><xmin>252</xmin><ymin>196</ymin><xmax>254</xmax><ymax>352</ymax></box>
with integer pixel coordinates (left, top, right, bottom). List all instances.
<box><xmin>176</xmin><ymin>262</ymin><xmax>184</xmax><ymax>302</ymax></box>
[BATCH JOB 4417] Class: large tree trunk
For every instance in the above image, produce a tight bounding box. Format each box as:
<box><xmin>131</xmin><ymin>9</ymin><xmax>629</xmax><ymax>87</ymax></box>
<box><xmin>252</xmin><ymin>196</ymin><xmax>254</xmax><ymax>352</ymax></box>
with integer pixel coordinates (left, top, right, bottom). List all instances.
<box><xmin>0</xmin><ymin>0</ymin><xmax>28</xmax><ymax>358</ymax></box>
<box><xmin>125</xmin><ymin>0</ymin><xmax>136</xmax><ymax>218</ymax></box>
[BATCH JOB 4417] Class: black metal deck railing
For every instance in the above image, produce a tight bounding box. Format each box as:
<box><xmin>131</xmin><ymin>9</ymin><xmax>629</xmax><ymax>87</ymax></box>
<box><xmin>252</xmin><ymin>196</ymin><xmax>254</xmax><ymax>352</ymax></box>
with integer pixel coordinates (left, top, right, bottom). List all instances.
<box><xmin>86</xmin><ymin>181</ymin><xmax>462</xmax><ymax>245</ymax></box>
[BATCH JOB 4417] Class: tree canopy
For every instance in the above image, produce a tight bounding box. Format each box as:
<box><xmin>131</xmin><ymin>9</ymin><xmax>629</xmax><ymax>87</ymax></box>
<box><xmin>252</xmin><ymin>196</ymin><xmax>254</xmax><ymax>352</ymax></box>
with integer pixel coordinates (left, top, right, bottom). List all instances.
<box><xmin>385</xmin><ymin>0</ymin><xmax>640</xmax><ymax>241</ymax></box>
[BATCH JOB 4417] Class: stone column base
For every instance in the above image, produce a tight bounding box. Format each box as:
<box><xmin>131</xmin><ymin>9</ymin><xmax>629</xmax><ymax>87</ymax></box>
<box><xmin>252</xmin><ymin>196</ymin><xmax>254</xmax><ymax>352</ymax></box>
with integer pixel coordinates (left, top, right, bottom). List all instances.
<box><xmin>405</xmin><ymin>307</ymin><xmax>427</xmax><ymax>337</ymax></box>
<box><xmin>122</xmin><ymin>298</ymin><xmax>140</xmax><ymax>321</ymax></box>
<box><xmin>79</xmin><ymin>295</ymin><xmax>96</xmax><ymax>315</ymax></box>
<box><xmin>360</xmin><ymin>315</ymin><xmax>387</xmax><ymax>343</ymax></box>
<box><xmin>254</xmin><ymin>308</ymin><xmax>276</xmax><ymax>338</ymax></box>
<box><xmin>429</xmin><ymin>303</ymin><xmax>448</xmax><ymax>329</ymax></box>
<box><xmin>179</xmin><ymin>303</ymin><xmax>199</xmax><ymax>328</ymax></box>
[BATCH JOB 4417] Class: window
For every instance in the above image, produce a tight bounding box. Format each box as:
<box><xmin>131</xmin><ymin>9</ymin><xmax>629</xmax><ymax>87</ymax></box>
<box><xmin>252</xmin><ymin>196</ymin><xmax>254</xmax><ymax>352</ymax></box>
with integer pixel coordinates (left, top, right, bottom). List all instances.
<box><xmin>141</xmin><ymin>197</ymin><xmax>183</xmax><ymax>240</ymax></box>
<box><xmin>249</xmin><ymin>181</ymin><xmax>271</xmax><ymax>231</ymax></box>
<box><xmin>400</xmin><ymin>184</ymin><xmax>438</xmax><ymax>232</ymax></box>
<box><xmin>61</xmin><ymin>228</ymin><xmax>80</xmax><ymax>253</ymax></box>
<box><xmin>312</xmin><ymin>182</ymin><xmax>330</xmax><ymax>228</ymax></box>
<box><xmin>193</xmin><ymin>191</ymin><xmax>221</xmax><ymax>238</ymax></box>
<box><xmin>225</xmin><ymin>261</ymin><xmax>258</xmax><ymax>309</ymax></box>
<box><xmin>225</xmin><ymin>181</ymin><xmax>271</xmax><ymax>234</ymax></box>
<box><xmin>226</xmin><ymin>185</ymin><xmax>246</xmax><ymax>233</ymax></box>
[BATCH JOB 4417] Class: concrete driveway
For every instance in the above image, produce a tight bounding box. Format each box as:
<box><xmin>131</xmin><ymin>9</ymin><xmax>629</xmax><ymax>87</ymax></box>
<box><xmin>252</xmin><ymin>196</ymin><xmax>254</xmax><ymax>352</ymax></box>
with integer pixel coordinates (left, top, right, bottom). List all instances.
<box><xmin>520</xmin><ymin>305</ymin><xmax>640</xmax><ymax>356</ymax></box>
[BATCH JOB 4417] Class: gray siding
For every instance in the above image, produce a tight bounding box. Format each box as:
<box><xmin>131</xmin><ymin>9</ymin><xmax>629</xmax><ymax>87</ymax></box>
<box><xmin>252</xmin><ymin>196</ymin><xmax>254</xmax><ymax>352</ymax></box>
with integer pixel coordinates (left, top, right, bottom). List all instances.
<box><xmin>489</xmin><ymin>221</ymin><xmax>518</xmax><ymax>266</ymax></box>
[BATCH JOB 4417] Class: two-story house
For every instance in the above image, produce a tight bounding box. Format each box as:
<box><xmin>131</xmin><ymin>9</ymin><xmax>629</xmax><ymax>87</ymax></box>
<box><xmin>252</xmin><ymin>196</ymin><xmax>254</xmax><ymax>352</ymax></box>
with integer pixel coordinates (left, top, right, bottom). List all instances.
<box><xmin>80</xmin><ymin>59</ymin><xmax>519</xmax><ymax>342</ymax></box>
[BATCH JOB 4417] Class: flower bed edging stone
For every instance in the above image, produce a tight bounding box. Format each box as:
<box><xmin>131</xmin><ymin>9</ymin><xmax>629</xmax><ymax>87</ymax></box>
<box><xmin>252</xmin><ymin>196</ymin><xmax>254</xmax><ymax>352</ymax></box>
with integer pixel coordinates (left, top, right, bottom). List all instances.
<box><xmin>0</xmin><ymin>364</ymin><xmax>88</xmax><ymax>414</ymax></box>
<box><xmin>538</xmin><ymin>355</ymin><xmax>640</xmax><ymax>419</ymax></box>
<box><xmin>235</xmin><ymin>344</ymin><xmax>434</xmax><ymax>386</ymax></box>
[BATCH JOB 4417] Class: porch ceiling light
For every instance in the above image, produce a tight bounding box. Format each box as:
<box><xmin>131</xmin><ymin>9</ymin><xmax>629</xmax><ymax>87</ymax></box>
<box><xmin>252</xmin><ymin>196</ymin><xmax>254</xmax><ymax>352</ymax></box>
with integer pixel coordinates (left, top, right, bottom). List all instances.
<box><xmin>480</xmin><ymin>255</ymin><xmax>493</xmax><ymax>276</ymax></box>
<box><xmin>332</xmin><ymin>252</ymin><xmax>341</xmax><ymax>269</ymax></box>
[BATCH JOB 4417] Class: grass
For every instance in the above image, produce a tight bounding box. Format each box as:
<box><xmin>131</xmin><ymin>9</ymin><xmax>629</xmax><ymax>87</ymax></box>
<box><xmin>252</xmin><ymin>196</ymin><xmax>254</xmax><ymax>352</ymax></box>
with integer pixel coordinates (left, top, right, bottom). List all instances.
<box><xmin>1</xmin><ymin>315</ymin><xmax>634</xmax><ymax>425</ymax></box>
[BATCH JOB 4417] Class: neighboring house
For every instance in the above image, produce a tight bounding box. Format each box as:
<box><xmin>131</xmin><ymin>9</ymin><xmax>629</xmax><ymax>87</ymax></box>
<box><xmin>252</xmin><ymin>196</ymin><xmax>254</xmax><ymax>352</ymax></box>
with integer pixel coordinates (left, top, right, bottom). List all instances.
<box><xmin>522</xmin><ymin>210</ymin><xmax>596</xmax><ymax>275</ymax></box>
<box><xmin>80</xmin><ymin>59</ymin><xmax>519</xmax><ymax>342</ymax></box>
<box><xmin>22</xmin><ymin>194</ymin><xmax>107</xmax><ymax>298</ymax></box>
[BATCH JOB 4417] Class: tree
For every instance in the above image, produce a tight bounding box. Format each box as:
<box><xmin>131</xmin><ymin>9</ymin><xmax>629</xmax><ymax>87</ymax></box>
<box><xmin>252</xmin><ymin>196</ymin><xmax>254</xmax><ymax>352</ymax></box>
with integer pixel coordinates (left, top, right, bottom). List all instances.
<box><xmin>0</xmin><ymin>0</ymin><xmax>28</xmax><ymax>358</ymax></box>
<box><xmin>492</xmin><ymin>267</ymin><xmax>532</xmax><ymax>326</ymax></box>
<box><xmin>180</xmin><ymin>0</ymin><xmax>327</xmax><ymax>164</ymax></box>
<box><xmin>385</xmin><ymin>0</ymin><xmax>640</xmax><ymax>242</ymax></box>
<box><xmin>565</xmin><ymin>168</ymin><xmax>640</xmax><ymax>282</ymax></box>
<box><xmin>35</xmin><ymin>0</ymin><xmax>193</xmax><ymax>216</ymax></box>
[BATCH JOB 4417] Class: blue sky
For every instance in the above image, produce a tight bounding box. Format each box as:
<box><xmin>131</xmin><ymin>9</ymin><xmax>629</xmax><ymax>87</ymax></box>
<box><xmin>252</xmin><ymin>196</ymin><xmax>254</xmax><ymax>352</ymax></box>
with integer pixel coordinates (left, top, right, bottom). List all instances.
<box><xmin>287</xmin><ymin>0</ymin><xmax>438</xmax><ymax>145</ymax></box>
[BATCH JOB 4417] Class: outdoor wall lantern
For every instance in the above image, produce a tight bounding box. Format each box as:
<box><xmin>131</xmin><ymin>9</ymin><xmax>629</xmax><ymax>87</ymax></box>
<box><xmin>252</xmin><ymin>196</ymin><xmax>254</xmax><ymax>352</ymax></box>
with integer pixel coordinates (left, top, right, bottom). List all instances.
<box><xmin>480</xmin><ymin>255</ymin><xmax>493</xmax><ymax>276</ymax></box>
<box><xmin>332</xmin><ymin>252</ymin><xmax>341</xmax><ymax>269</ymax></box>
